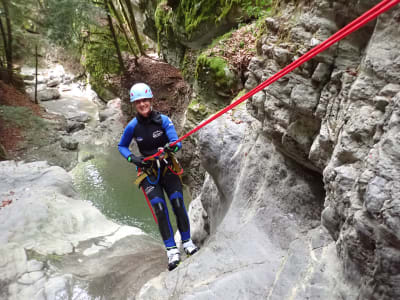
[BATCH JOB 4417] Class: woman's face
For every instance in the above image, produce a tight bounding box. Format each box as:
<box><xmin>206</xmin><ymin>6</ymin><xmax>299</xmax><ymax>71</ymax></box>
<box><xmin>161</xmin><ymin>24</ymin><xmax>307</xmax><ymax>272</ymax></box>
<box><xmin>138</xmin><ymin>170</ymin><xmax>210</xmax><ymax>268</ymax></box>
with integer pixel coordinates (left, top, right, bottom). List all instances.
<box><xmin>134</xmin><ymin>98</ymin><xmax>152</xmax><ymax>117</ymax></box>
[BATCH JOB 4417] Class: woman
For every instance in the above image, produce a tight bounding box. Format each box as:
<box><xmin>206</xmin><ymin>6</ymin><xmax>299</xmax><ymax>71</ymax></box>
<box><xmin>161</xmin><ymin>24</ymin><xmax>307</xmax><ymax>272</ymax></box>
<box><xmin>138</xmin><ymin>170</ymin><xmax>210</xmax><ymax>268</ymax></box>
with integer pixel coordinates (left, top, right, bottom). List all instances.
<box><xmin>118</xmin><ymin>82</ymin><xmax>198</xmax><ymax>271</ymax></box>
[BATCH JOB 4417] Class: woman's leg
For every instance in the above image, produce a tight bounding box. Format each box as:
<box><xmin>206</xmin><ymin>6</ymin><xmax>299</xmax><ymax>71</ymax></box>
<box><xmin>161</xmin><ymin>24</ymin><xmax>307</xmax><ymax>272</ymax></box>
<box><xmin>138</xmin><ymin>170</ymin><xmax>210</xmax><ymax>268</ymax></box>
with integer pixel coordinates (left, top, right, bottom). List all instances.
<box><xmin>161</xmin><ymin>170</ymin><xmax>190</xmax><ymax>242</ymax></box>
<box><xmin>141</xmin><ymin>178</ymin><xmax>176</xmax><ymax>248</ymax></box>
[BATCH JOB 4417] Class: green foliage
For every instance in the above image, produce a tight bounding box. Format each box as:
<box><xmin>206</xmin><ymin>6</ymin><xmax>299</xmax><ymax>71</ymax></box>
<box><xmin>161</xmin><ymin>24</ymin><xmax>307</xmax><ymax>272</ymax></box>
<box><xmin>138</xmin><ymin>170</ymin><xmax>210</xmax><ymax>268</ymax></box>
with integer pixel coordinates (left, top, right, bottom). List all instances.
<box><xmin>207</xmin><ymin>30</ymin><xmax>233</xmax><ymax>51</ymax></box>
<box><xmin>43</xmin><ymin>0</ymin><xmax>101</xmax><ymax>49</ymax></box>
<box><xmin>155</xmin><ymin>0</ymin><xmax>272</xmax><ymax>41</ymax></box>
<box><xmin>155</xmin><ymin>1</ymin><xmax>174</xmax><ymax>48</ymax></box>
<box><xmin>82</xmin><ymin>23</ymin><xmax>129</xmax><ymax>100</ymax></box>
<box><xmin>195</xmin><ymin>54</ymin><xmax>234</xmax><ymax>90</ymax></box>
<box><xmin>0</xmin><ymin>0</ymin><xmax>42</xmax><ymax>63</ymax></box>
<box><xmin>241</xmin><ymin>0</ymin><xmax>272</xmax><ymax>18</ymax></box>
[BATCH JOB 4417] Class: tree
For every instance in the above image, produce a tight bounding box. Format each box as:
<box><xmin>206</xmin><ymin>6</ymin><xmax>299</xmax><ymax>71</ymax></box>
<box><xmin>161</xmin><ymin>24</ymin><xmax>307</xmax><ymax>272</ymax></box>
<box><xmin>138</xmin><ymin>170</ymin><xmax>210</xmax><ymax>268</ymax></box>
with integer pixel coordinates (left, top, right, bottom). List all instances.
<box><xmin>0</xmin><ymin>0</ymin><xmax>13</xmax><ymax>82</ymax></box>
<box><xmin>104</xmin><ymin>0</ymin><xmax>125</xmax><ymax>71</ymax></box>
<box><xmin>108</xmin><ymin>0</ymin><xmax>137</xmax><ymax>57</ymax></box>
<box><xmin>120</xmin><ymin>0</ymin><xmax>146</xmax><ymax>56</ymax></box>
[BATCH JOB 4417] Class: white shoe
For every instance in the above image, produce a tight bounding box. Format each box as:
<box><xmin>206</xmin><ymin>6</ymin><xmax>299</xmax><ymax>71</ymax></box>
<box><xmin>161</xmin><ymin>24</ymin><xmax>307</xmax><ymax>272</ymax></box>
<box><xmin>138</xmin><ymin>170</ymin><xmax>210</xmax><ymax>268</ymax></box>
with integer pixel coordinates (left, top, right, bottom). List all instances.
<box><xmin>167</xmin><ymin>247</ymin><xmax>180</xmax><ymax>271</ymax></box>
<box><xmin>183</xmin><ymin>239</ymin><xmax>199</xmax><ymax>256</ymax></box>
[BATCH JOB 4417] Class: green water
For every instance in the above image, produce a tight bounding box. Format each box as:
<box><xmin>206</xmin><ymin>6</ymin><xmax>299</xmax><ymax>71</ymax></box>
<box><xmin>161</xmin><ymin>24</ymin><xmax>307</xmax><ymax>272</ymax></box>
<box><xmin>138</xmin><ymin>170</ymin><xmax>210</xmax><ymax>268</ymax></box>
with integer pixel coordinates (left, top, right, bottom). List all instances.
<box><xmin>70</xmin><ymin>146</ymin><xmax>191</xmax><ymax>241</ymax></box>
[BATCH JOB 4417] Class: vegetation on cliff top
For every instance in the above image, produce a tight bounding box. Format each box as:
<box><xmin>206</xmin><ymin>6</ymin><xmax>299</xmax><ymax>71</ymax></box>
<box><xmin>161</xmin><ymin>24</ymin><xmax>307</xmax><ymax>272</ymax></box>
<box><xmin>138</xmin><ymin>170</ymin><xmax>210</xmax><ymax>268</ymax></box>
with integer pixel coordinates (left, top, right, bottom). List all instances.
<box><xmin>155</xmin><ymin>0</ymin><xmax>271</xmax><ymax>39</ymax></box>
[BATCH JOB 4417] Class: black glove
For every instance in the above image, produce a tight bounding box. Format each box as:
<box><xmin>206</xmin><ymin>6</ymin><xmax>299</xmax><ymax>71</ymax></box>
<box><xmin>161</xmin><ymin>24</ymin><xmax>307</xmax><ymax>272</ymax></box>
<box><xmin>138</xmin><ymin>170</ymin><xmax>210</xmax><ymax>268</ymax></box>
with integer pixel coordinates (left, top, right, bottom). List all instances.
<box><xmin>164</xmin><ymin>142</ymin><xmax>179</xmax><ymax>153</ymax></box>
<box><xmin>127</xmin><ymin>154</ymin><xmax>150</xmax><ymax>168</ymax></box>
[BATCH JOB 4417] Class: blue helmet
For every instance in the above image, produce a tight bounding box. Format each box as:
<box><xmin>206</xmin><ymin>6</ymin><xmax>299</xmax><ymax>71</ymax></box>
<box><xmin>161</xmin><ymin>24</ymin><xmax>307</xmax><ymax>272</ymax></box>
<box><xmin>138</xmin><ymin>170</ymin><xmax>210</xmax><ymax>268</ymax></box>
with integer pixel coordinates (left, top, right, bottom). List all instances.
<box><xmin>129</xmin><ymin>83</ymin><xmax>153</xmax><ymax>102</ymax></box>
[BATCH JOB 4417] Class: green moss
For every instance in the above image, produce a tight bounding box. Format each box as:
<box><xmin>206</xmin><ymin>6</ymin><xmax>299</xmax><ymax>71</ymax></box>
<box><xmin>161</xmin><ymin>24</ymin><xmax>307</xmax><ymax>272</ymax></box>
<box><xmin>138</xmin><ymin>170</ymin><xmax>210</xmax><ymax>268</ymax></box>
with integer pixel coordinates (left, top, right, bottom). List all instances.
<box><xmin>207</xmin><ymin>30</ymin><xmax>233</xmax><ymax>50</ymax></box>
<box><xmin>188</xmin><ymin>98</ymin><xmax>199</xmax><ymax>108</ymax></box>
<box><xmin>175</xmin><ymin>0</ymin><xmax>272</xmax><ymax>36</ymax></box>
<box><xmin>82</xmin><ymin>24</ymin><xmax>126</xmax><ymax>100</ymax></box>
<box><xmin>25</xmin><ymin>249</ymin><xmax>63</xmax><ymax>266</ymax></box>
<box><xmin>176</xmin><ymin>0</ymin><xmax>228</xmax><ymax>36</ymax></box>
<box><xmin>187</xmin><ymin>98</ymin><xmax>210</xmax><ymax>122</ymax></box>
<box><xmin>155</xmin><ymin>1</ymin><xmax>174</xmax><ymax>52</ymax></box>
<box><xmin>195</xmin><ymin>54</ymin><xmax>234</xmax><ymax>90</ymax></box>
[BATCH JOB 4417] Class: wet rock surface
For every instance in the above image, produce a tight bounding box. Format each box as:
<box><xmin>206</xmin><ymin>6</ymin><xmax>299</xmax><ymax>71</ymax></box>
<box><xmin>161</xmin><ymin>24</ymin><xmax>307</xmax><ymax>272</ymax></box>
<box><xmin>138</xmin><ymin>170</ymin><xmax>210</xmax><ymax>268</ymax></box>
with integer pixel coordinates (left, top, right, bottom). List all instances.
<box><xmin>0</xmin><ymin>160</ymin><xmax>165</xmax><ymax>300</ymax></box>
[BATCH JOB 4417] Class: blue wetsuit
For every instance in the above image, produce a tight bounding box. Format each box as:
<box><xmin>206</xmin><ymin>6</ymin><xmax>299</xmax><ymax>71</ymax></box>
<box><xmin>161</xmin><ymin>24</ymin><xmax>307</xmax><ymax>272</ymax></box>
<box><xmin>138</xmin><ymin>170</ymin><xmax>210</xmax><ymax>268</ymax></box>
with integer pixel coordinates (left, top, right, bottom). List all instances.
<box><xmin>118</xmin><ymin>110</ymin><xmax>191</xmax><ymax>248</ymax></box>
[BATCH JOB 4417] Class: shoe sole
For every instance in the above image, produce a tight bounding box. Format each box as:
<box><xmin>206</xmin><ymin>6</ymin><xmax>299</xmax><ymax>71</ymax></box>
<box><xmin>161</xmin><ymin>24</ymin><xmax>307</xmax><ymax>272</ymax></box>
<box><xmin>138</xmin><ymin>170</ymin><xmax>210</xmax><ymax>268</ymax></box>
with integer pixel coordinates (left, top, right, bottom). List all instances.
<box><xmin>184</xmin><ymin>248</ymin><xmax>199</xmax><ymax>257</ymax></box>
<box><xmin>168</xmin><ymin>261</ymin><xmax>180</xmax><ymax>271</ymax></box>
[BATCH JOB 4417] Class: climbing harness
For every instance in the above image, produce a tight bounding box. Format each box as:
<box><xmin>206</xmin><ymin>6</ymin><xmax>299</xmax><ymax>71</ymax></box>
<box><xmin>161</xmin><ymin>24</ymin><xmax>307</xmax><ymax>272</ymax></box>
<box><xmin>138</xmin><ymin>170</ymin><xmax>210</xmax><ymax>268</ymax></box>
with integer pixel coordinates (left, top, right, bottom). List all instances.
<box><xmin>136</xmin><ymin>150</ymin><xmax>184</xmax><ymax>225</ymax></box>
<box><xmin>134</xmin><ymin>150</ymin><xmax>183</xmax><ymax>186</ymax></box>
<box><xmin>143</xmin><ymin>0</ymin><xmax>400</xmax><ymax>163</ymax></box>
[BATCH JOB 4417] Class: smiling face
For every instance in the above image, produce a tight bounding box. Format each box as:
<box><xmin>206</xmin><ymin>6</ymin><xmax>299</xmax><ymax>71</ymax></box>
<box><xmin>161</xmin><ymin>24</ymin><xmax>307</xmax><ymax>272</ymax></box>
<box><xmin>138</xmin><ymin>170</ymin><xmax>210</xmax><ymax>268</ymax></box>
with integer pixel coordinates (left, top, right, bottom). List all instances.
<box><xmin>134</xmin><ymin>98</ymin><xmax>152</xmax><ymax>117</ymax></box>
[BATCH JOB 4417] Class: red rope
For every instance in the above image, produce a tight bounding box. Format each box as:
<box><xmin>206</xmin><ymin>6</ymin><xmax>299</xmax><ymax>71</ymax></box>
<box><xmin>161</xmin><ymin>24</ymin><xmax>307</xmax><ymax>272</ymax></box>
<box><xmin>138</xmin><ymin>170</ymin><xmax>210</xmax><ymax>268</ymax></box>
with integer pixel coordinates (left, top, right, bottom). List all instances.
<box><xmin>147</xmin><ymin>0</ymin><xmax>400</xmax><ymax>160</ymax></box>
<box><xmin>141</xmin><ymin>186</ymin><xmax>158</xmax><ymax>224</ymax></box>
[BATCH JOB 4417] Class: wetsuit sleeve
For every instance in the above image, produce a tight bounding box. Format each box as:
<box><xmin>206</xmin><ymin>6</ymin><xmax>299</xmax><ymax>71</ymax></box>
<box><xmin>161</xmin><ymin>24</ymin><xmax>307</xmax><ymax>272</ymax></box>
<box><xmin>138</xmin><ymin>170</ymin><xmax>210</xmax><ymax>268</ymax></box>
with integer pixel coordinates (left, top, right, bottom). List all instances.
<box><xmin>118</xmin><ymin>119</ymin><xmax>138</xmax><ymax>159</ymax></box>
<box><xmin>161</xmin><ymin>115</ymin><xmax>182</xmax><ymax>150</ymax></box>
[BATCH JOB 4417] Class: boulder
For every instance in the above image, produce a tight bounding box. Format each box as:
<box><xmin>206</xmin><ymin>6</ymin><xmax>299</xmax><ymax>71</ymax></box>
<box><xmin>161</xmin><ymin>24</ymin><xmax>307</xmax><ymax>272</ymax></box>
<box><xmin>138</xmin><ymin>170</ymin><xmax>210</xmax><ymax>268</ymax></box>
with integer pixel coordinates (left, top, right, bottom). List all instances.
<box><xmin>68</xmin><ymin>113</ymin><xmax>91</xmax><ymax>123</ymax></box>
<box><xmin>66</xmin><ymin>120</ymin><xmax>85</xmax><ymax>133</ymax></box>
<box><xmin>60</xmin><ymin>137</ymin><xmax>79</xmax><ymax>150</ymax></box>
<box><xmin>29</xmin><ymin>88</ymin><xmax>60</xmax><ymax>102</ymax></box>
<box><xmin>99</xmin><ymin>108</ymin><xmax>117</xmax><ymax>122</ymax></box>
<box><xmin>46</xmin><ymin>79</ymin><xmax>61</xmax><ymax>88</ymax></box>
<box><xmin>22</xmin><ymin>74</ymin><xmax>35</xmax><ymax>81</ymax></box>
<box><xmin>0</xmin><ymin>161</ymin><xmax>165</xmax><ymax>299</ymax></box>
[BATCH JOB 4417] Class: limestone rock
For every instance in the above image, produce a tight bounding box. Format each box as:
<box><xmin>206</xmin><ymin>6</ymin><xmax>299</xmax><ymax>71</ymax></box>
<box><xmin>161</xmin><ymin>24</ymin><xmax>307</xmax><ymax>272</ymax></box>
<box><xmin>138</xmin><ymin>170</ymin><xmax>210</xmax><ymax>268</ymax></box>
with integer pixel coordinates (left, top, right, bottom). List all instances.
<box><xmin>29</xmin><ymin>88</ymin><xmax>61</xmax><ymax>102</ymax></box>
<box><xmin>60</xmin><ymin>137</ymin><xmax>79</xmax><ymax>150</ymax></box>
<box><xmin>138</xmin><ymin>0</ymin><xmax>400</xmax><ymax>298</ymax></box>
<box><xmin>0</xmin><ymin>161</ymin><xmax>164</xmax><ymax>299</ymax></box>
<box><xmin>243</xmin><ymin>1</ymin><xmax>400</xmax><ymax>298</ymax></box>
<box><xmin>138</xmin><ymin>97</ymin><xmax>351</xmax><ymax>299</ymax></box>
<box><xmin>66</xmin><ymin>120</ymin><xmax>85</xmax><ymax>133</ymax></box>
<box><xmin>46</xmin><ymin>79</ymin><xmax>61</xmax><ymax>88</ymax></box>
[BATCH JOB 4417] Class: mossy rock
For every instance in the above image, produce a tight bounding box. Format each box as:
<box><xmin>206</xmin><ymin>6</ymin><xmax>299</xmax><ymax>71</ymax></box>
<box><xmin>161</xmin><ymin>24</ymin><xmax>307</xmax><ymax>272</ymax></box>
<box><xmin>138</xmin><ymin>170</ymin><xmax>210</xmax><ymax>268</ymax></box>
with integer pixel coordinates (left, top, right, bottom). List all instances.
<box><xmin>140</xmin><ymin>0</ymin><xmax>248</xmax><ymax>67</ymax></box>
<box><xmin>90</xmin><ymin>80</ymin><xmax>117</xmax><ymax>102</ymax></box>
<box><xmin>195</xmin><ymin>54</ymin><xmax>239</xmax><ymax>103</ymax></box>
<box><xmin>187</xmin><ymin>98</ymin><xmax>210</xmax><ymax>123</ymax></box>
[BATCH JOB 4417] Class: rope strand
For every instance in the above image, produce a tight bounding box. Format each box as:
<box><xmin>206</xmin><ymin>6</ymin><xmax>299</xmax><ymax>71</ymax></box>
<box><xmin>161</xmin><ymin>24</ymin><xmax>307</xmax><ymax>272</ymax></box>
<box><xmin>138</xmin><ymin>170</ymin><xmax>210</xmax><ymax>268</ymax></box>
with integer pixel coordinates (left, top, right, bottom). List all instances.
<box><xmin>146</xmin><ymin>0</ymin><xmax>400</xmax><ymax>161</ymax></box>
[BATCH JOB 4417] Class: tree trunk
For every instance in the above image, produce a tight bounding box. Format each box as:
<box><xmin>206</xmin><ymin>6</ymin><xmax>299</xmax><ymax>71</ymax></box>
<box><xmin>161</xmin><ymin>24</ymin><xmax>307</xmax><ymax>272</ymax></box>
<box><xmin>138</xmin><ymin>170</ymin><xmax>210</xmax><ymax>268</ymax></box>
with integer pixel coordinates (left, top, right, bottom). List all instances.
<box><xmin>108</xmin><ymin>0</ymin><xmax>137</xmax><ymax>58</ymax></box>
<box><xmin>0</xmin><ymin>17</ymin><xmax>8</xmax><ymax>57</ymax></box>
<box><xmin>104</xmin><ymin>0</ymin><xmax>125</xmax><ymax>72</ymax></box>
<box><xmin>35</xmin><ymin>44</ymin><xmax>38</xmax><ymax>104</ymax></box>
<box><xmin>0</xmin><ymin>18</ymin><xmax>7</xmax><ymax>69</ymax></box>
<box><xmin>0</xmin><ymin>0</ymin><xmax>13</xmax><ymax>83</ymax></box>
<box><xmin>36</xmin><ymin>0</ymin><xmax>44</xmax><ymax>10</ymax></box>
<box><xmin>121</xmin><ymin>0</ymin><xmax>146</xmax><ymax>56</ymax></box>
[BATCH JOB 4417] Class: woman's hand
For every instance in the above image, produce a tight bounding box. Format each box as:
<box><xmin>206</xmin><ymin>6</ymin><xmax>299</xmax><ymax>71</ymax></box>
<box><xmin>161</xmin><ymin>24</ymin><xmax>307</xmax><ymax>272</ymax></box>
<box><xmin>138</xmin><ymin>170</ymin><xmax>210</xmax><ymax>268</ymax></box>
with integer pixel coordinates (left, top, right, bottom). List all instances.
<box><xmin>127</xmin><ymin>154</ymin><xmax>151</xmax><ymax>168</ymax></box>
<box><xmin>164</xmin><ymin>142</ymin><xmax>179</xmax><ymax>153</ymax></box>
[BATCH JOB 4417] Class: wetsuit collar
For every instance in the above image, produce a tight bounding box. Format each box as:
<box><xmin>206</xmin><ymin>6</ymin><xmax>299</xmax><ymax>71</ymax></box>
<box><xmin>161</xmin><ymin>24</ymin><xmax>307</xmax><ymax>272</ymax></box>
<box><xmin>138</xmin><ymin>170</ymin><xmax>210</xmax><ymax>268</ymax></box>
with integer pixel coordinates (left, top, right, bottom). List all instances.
<box><xmin>136</xmin><ymin>110</ymin><xmax>162</xmax><ymax>125</ymax></box>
